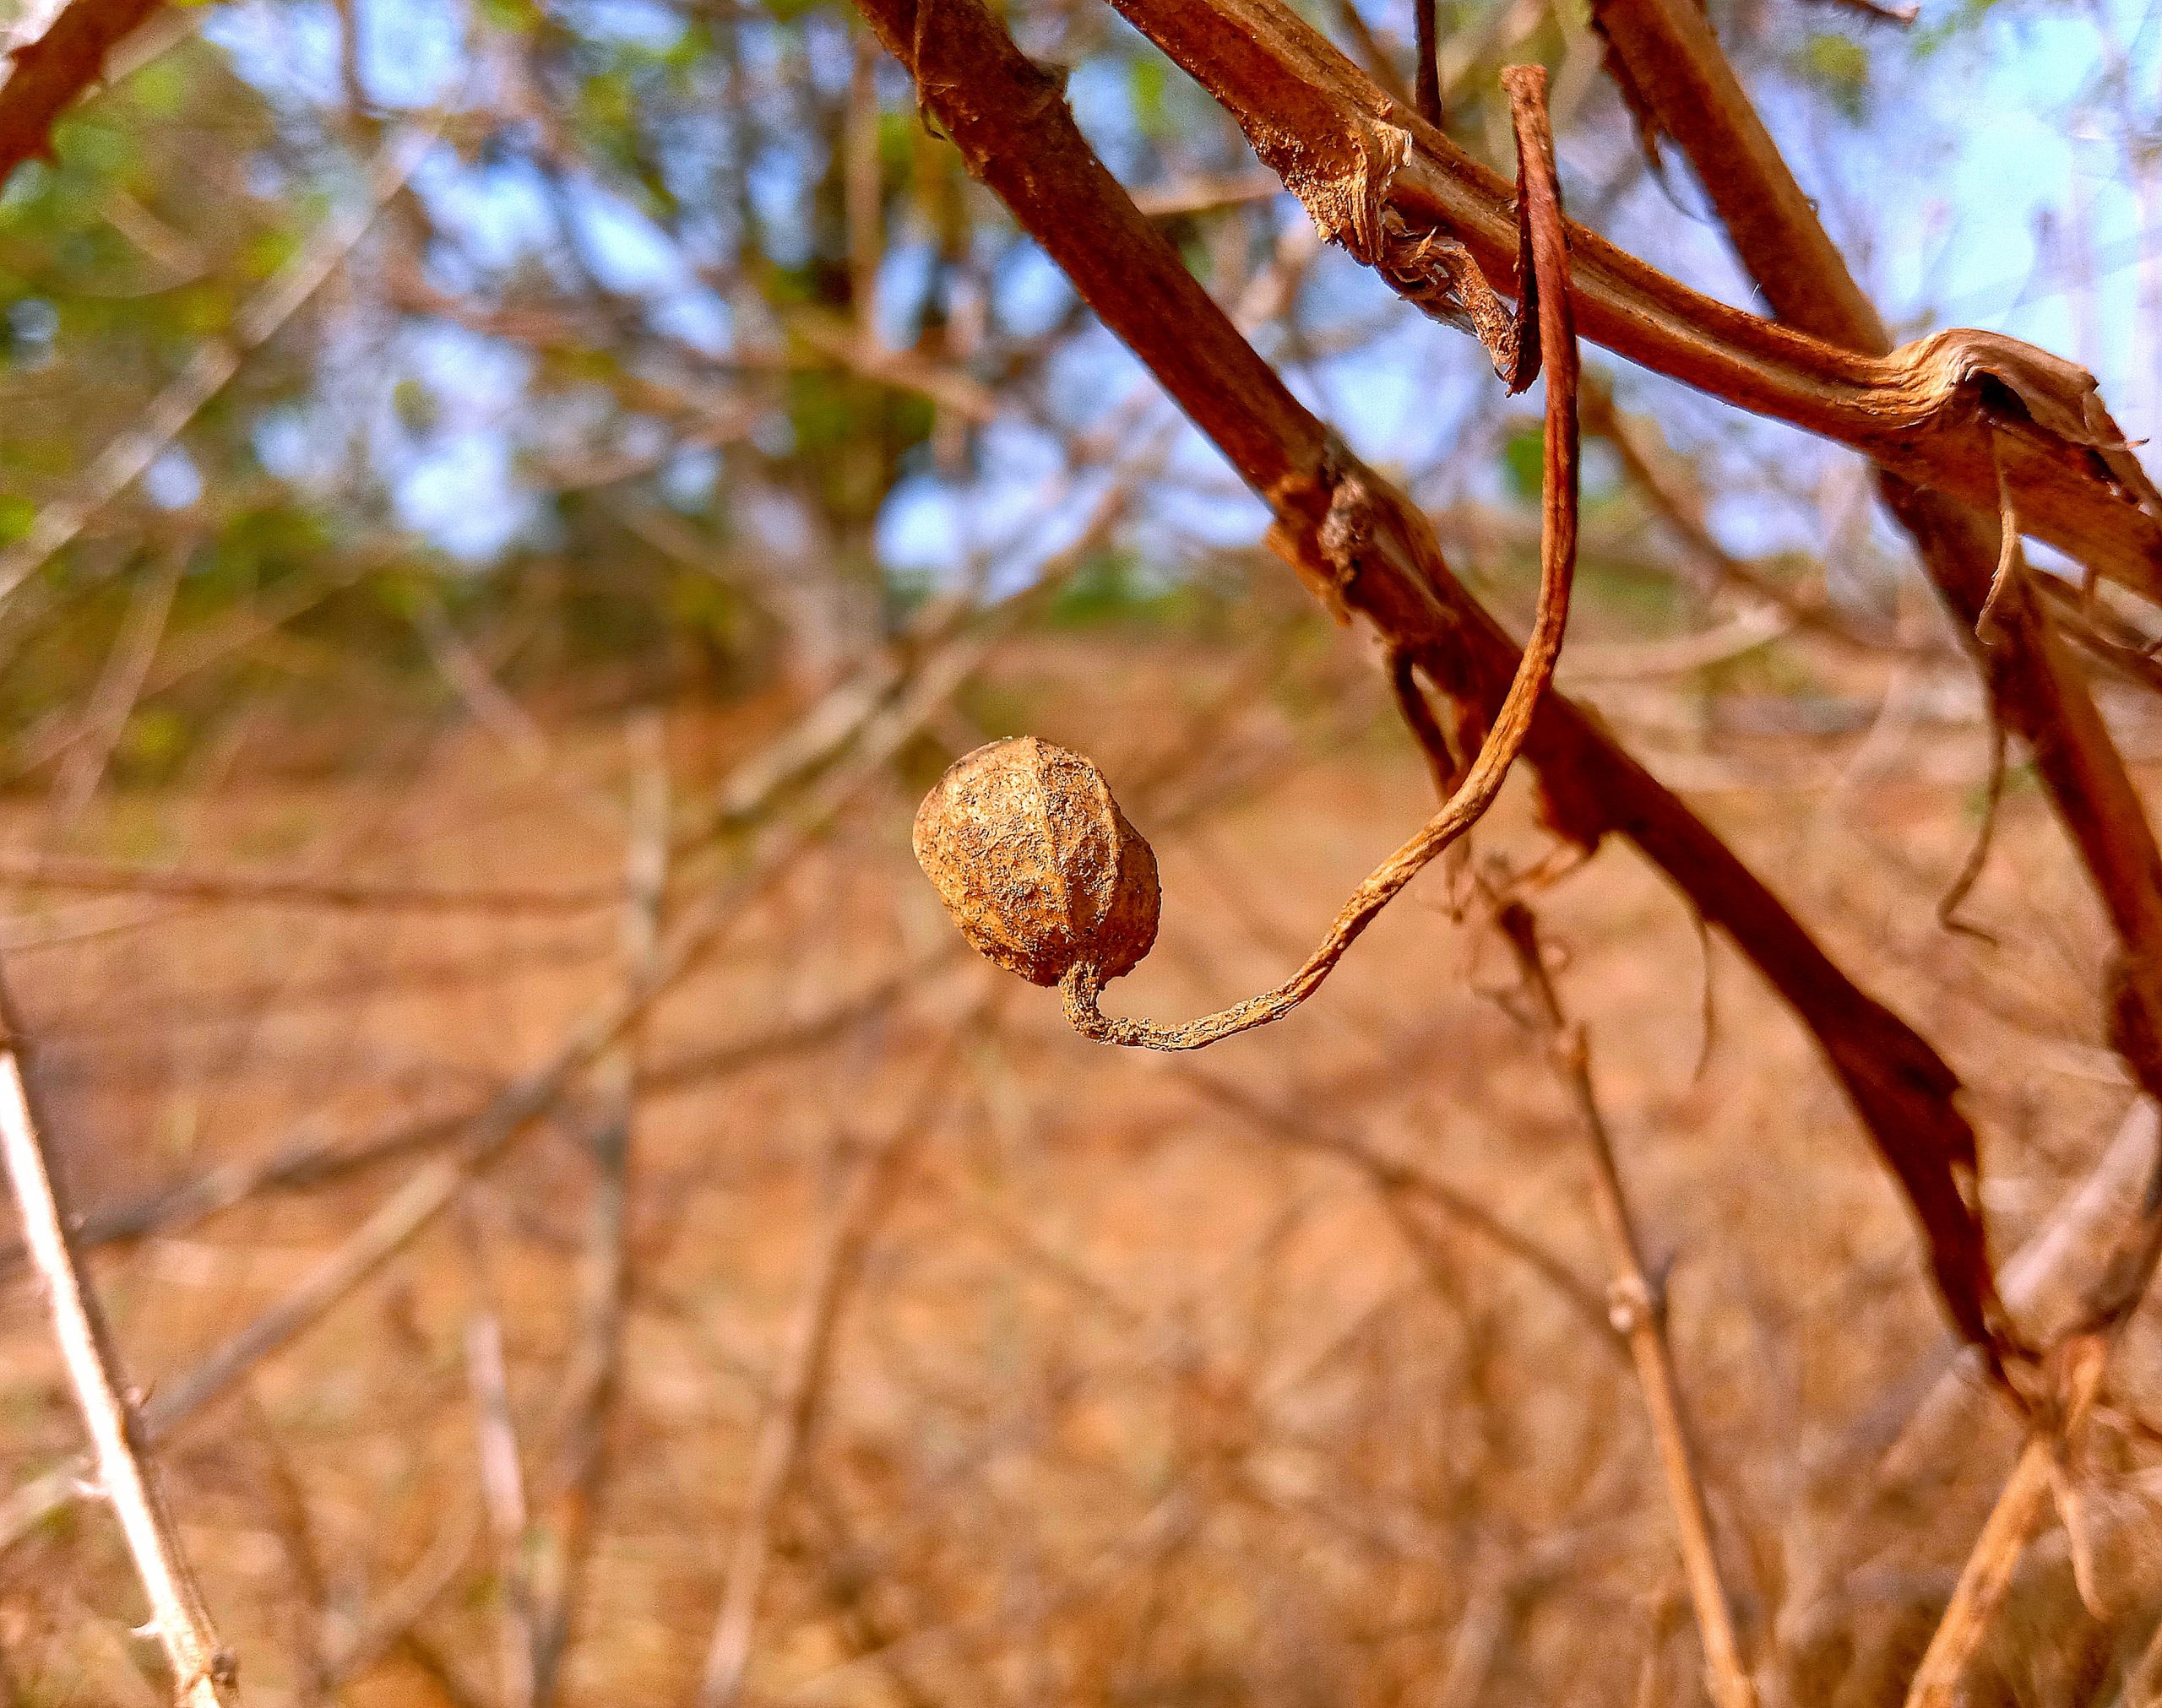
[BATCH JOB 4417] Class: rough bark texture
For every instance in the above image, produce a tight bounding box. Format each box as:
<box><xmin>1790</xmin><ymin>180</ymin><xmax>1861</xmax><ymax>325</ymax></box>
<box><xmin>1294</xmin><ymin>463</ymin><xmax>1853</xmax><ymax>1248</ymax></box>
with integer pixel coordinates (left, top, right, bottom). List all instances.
<box><xmin>1579</xmin><ymin>0</ymin><xmax>2162</xmax><ymax>1225</ymax></box>
<box><xmin>0</xmin><ymin>0</ymin><xmax>164</xmax><ymax>188</ymax></box>
<box><xmin>1097</xmin><ymin>0</ymin><xmax>2162</xmax><ymax>606</ymax></box>
<box><xmin>851</xmin><ymin>0</ymin><xmax>2009</xmax><ymax>1355</ymax></box>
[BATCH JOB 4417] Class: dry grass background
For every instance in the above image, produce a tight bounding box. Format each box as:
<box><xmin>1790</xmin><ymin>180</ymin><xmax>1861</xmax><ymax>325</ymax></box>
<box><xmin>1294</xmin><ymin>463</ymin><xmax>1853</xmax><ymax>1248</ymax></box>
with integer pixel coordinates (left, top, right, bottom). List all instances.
<box><xmin>0</xmin><ymin>623</ymin><xmax>2155</xmax><ymax>1706</ymax></box>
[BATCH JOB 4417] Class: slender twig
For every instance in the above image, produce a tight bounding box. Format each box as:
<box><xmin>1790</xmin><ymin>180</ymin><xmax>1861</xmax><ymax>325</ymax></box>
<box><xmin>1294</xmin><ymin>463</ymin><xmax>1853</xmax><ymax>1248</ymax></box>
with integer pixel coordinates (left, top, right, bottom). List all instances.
<box><xmin>461</xmin><ymin>1288</ymin><xmax>537</xmax><ymax>1708</ymax></box>
<box><xmin>317</xmin><ymin>1497</ymin><xmax>483</xmax><ymax>1689</ymax></box>
<box><xmin>1903</xmin><ymin>1337</ymin><xmax>2108</xmax><ymax>1707</ymax></box>
<box><xmin>1577</xmin><ymin>375</ymin><xmax>1901</xmax><ymax>656</ymax></box>
<box><xmin>50</xmin><ymin>540</ymin><xmax>183</xmax><ymax>827</ymax></box>
<box><xmin>856</xmin><ymin>0</ymin><xmax>2013</xmax><ymax>1358</ymax></box>
<box><xmin>1937</xmin><ymin>712</ymin><xmax>2007</xmax><ymax>941</ymax></box>
<box><xmin>1411</xmin><ymin>0</ymin><xmax>1442</xmax><ymax>126</ymax></box>
<box><xmin>1328</xmin><ymin>0</ymin><xmax>1413</xmax><ymax>107</ymax></box>
<box><xmin>1433</xmin><ymin>1552</ymin><xmax>1529</xmax><ymax>1708</ymax></box>
<box><xmin>1805</xmin><ymin>0</ymin><xmax>1918</xmax><ymax>26</ymax></box>
<box><xmin>409</xmin><ymin>594</ymin><xmax>560</xmax><ymax>780</ymax></box>
<box><xmin>1173</xmin><ymin>1065</ymin><xmax>1611</xmax><ymax>1337</ymax></box>
<box><xmin>241</xmin><ymin>1405</ymin><xmax>330</xmax><ymax>1705</ymax></box>
<box><xmin>694</xmin><ymin>1028</ymin><xmax>976</xmax><ymax>1708</ymax></box>
<box><xmin>399</xmin><ymin>1629</ymin><xmax>494</xmax><ymax>1708</ymax></box>
<box><xmin>1494</xmin><ymin>901</ymin><xmax>1758</xmax><ymax>1708</ymax></box>
<box><xmin>1129</xmin><ymin>170</ymin><xmax>1283</xmax><ymax>215</ymax></box>
<box><xmin>1057</xmin><ymin>66</ymin><xmax>1579</xmax><ymax>1053</ymax></box>
<box><xmin>845</xmin><ymin>19</ymin><xmax>884</xmax><ymax>334</ymax></box>
<box><xmin>527</xmin><ymin>713</ymin><xmax>671</xmax><ymax>1708</ymax></box>
<box><xmin>0</xmin><ymin>969</ymin><xmax>238</xmax><ymax>1705</ymax></box>
<box><xmin>1978</xmin><ymin>437</ymin><xmax>2027</xmax><ymax>643</ymax></box>
<box><xmin>0</xmin><ymin>850</ymin><xmax>618</xmax><ymax>915</ymax></box>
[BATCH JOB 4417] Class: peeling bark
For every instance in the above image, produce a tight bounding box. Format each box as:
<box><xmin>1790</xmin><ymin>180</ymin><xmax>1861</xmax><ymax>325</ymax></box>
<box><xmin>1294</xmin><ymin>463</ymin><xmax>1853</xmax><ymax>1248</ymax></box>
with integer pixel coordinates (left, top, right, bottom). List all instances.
<box><xmin>1100</xmin><ymin>0</ymin><xmax>2162</xmax><ymax>605</ymax></box>
<box><xmin>853</xmin><ymin>0</ymin><xmax>2012</xmax><ymax>1358</ymax></box>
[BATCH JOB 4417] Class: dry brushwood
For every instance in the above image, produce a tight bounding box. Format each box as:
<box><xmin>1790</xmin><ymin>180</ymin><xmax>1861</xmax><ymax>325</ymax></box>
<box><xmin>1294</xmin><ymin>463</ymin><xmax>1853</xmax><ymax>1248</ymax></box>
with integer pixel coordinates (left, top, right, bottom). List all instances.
<box><xmin>1494</xmin><ymin>899</ymin><xmax>1757</xmax><ymax>1708</ymax></box>
<box><xmin>861</xmin><ymin>0</ymin><xmax>2009</xmax><ymax>1366</ymax></box>
<box><xmin>915</xmin><ymin>64</ymin><xmax>1579</xmax><ymax>1055</ymax></box>
<box><xmin>693</xmin><ymin>1022</ymin><xmax>983</xmax><ymax>1708</ymax></box>
<box><xmin>1578</xmin><ymin>0</ymin><xmax>2162</xmax><ymax>1235</ymax></box>
<box><xmin>0</xmin><ymin>472</ymin><xmax>1108</xmax><ymax>1284</ymax></box>
<box><xmin>1100</xmin><ymin>0</ymin><xmax>2162</xmax><ymax>605</ymax></box>
<box><xmin>0</xmin><ymin>968</ymin><xmax>239</xmax><ymax>1705</ymax></box>
<box><xmin>8</xmin><ymin>2</ymin><xmax>2155</xmax><ymax>1699</ymax></box>
<box><xmin>0</xmin><ymin>116</ymin><xmax>439</xmax><ymax>607</ymax></box>
<box><xmin>0</xmin><ymin>659</ymin><xmax>975</xmax><ymax>1554</ymax></box>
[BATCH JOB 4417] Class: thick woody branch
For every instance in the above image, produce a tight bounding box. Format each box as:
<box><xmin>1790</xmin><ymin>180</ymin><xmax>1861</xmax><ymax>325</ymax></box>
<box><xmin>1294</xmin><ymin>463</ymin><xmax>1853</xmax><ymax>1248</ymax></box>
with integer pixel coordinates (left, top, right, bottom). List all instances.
<box><xmin>1098</xmin><ymin>0</ymin><xmax>2162</xmax><ymax>606</ymax></box>
<box><xmin>851</xmin><ymin>0</ymin><xmax>2009</xmax><ymax>1356</ymax></box>
<box><xmin>1580</xmin><ymin>0</ymin><xmax>2162</xmax><ymax>1168</ymax></box>
<box><xmin>0</xmin><ymin>0</ymin><xmax>162</xmax><ymax>188</ymax></box>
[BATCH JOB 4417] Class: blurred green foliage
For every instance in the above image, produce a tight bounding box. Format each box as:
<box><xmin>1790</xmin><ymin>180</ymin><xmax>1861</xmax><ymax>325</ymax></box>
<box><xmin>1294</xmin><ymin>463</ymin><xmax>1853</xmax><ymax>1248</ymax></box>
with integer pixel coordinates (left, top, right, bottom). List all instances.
<box><xmin>0</xmin><ymin>0</ymin><xmax>2004</xmax><ymax>804</ymax></box>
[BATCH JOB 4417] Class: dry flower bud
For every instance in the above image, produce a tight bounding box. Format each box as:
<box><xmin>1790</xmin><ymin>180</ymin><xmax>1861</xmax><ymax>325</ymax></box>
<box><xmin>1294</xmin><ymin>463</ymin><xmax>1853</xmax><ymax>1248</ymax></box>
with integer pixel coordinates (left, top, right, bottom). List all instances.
<box><xmin>913</xmin><ymin>736</ymin><xmax>1160</xmax><ymax>987</ymax></box>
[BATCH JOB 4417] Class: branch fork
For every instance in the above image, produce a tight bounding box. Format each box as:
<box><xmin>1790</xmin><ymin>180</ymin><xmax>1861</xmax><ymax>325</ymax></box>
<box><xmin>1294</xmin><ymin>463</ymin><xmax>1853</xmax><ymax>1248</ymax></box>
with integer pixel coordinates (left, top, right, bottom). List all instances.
<box><xmin>1057</xmin><ymin>64</ymin><xmax>1578</xmax><ymax>1053</ymax></box>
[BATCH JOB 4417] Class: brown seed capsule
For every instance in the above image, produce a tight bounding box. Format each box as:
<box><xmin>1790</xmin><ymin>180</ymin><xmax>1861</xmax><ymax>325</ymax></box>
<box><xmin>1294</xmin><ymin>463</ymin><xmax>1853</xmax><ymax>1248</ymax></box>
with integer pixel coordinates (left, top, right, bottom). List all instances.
<box><xmin>913</xmin><ymin>736</ymin><xmax>1160</xmax><ymax>988</ymax></box>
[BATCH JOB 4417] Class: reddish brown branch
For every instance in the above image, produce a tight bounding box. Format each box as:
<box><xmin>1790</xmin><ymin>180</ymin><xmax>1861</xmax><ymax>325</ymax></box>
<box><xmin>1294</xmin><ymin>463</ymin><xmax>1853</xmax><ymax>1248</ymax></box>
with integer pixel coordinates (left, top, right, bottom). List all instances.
<box><xmin>1578</xmin><ymin>0</ymin><xmax>2162</xmax><ymax>1345</ymax></box>
<box><xmin>851</xmin><ymin>0</ymin><xmax>2009</xmax><ymax>1356</ymax></box>
<box><xmin>1096</xmin><ymin>0</ymin><xmax>2162</xmax><ymax>605</ymax></box>
<box><xmin>0</xmin><ymin>0</ymin><xmax>163</xmax><ymax>189</ymax></box>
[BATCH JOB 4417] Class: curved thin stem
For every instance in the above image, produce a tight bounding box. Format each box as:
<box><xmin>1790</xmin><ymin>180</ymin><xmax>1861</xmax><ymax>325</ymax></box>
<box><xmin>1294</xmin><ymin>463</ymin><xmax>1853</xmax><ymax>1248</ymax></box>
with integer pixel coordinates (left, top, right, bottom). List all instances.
<box><xmin>1062</xmin><ymin>66</ymin><xmax>1578</xmax><ymax>1053</ymax></box>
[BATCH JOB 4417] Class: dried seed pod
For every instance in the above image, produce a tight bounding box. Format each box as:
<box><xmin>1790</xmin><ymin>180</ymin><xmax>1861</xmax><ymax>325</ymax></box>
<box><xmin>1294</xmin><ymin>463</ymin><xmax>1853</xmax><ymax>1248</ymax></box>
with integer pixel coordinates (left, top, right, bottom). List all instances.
<box><xmin>913</xmin><ymin>736</ymin><xmax>1160</xmax><ymax>988</ymax></box>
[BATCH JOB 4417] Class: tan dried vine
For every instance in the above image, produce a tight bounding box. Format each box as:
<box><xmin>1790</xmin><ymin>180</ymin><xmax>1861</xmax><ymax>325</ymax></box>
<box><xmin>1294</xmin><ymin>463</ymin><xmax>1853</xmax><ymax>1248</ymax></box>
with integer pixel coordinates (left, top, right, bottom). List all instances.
<box><xmin>915</xmin><ymin>67</ymin><xmax>1579</xmax><ymax>1054</ymax></box>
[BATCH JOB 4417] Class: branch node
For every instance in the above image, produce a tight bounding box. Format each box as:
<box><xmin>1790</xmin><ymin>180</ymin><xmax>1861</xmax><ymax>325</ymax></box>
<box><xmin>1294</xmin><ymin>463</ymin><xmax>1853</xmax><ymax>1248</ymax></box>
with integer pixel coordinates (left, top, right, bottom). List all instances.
<box><xmin>1606</xmin><ymin>1274</ymin><xmax>1654</xmax><ymax>1337</ymax></box>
